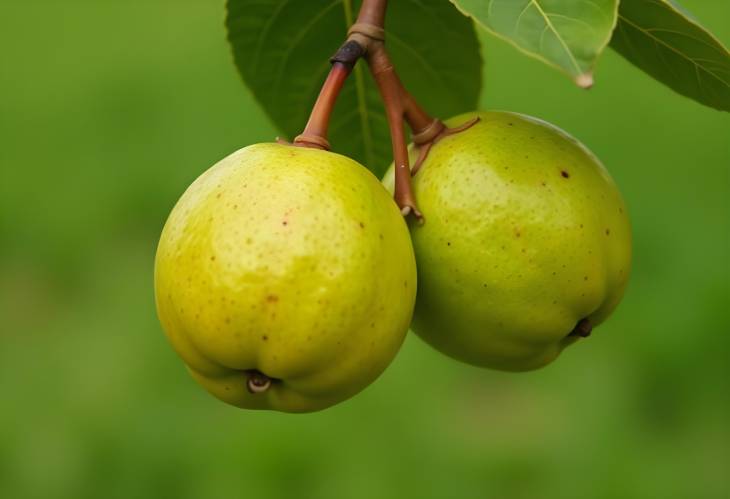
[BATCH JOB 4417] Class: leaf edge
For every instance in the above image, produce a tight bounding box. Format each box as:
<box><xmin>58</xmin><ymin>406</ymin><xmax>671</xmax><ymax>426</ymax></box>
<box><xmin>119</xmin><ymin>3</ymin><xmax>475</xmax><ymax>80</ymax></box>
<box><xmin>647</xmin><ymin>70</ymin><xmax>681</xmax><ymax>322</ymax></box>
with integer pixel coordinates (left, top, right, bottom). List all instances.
<box><xmin>448</xmin><ymin>0</ymin><xmax>620</xmax><ymax>88</ymax></box>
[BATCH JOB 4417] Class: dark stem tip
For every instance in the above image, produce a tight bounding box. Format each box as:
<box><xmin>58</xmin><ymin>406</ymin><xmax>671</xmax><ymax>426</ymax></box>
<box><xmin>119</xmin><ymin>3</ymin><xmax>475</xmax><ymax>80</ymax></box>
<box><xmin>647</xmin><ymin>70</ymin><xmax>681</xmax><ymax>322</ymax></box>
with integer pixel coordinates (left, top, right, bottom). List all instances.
<box><xmin>330</xmin><ymin>40</ymin><xmax>365</xmax><ymax>69</ymax></box>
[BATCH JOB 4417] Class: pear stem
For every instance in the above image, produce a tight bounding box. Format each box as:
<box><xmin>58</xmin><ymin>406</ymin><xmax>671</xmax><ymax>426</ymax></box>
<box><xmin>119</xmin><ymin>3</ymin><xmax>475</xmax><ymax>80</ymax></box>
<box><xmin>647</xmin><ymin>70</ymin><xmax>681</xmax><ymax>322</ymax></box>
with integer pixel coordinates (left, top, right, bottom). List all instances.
<box><xmin>365</xmin><ymin>44</ymin><xmax>422</xmax><ymax>220</ymax></box>
<box><xmin>294</xmin><ymin>0</ymin><xmax>456</xmax><ymax>221</ymax></box>
<box><xmin>348</xmin><ymin>0</ymin><xmax>433</xmax><ymax>221</ymax></box>
<box><xmin>295</xmin><ymin>57</ymin><xmax>359</xmax><ymax>150</ymax></box>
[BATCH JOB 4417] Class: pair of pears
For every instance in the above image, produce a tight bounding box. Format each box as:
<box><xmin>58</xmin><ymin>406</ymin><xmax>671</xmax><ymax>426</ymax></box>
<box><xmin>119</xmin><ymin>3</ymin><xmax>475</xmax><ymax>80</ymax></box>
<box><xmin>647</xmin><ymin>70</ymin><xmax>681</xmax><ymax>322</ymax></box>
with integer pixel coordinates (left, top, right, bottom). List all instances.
<box><xmin>154</xmin><ymin>111</ymin><xmax>631</xmax><ymax>413</ymax></box>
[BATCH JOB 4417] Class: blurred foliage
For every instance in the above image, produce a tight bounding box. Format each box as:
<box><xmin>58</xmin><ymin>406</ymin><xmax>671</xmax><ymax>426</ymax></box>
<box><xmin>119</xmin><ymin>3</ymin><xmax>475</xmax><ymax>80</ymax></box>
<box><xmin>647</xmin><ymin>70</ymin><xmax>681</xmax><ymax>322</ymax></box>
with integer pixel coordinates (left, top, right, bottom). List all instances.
<box><xmin>0</xmin><ymin>1</ymin><xmax>728</xmax><ymax>499</ymax></box>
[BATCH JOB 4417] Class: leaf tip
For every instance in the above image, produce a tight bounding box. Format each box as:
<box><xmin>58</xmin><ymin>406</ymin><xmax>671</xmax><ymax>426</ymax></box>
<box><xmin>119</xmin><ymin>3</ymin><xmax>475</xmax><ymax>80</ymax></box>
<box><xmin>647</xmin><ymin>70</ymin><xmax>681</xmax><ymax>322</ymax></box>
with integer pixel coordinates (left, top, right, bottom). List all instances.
<box><xmin>575</xmin><ymin>73</ymin><xmax>594</xmax><ymax>89</ymax></box>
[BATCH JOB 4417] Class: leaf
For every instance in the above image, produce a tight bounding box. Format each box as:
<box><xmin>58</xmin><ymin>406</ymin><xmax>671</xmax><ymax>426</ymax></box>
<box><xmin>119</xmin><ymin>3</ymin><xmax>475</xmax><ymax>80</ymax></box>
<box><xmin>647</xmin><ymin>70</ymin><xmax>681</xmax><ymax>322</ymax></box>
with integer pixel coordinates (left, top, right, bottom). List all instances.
<box><xmin>610</xmin><ymin>0</ymin><xmax>730</xmax><ymax>112</ymax></box>
<box><xmin>449</xmin><ymin>0</ymin><xmax>619</xmax><ymax>87</ymax></box>
<box><xmin>226</xmin><ymin>0</ymin><xmax>482</xmax><ymax>175</ymax></box>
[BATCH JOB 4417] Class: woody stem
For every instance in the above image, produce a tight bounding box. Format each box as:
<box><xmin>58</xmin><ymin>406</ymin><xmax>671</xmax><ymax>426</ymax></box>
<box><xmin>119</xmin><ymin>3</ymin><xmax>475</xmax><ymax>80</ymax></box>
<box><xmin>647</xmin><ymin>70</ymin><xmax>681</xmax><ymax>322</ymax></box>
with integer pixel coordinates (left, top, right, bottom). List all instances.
<box><xmin>295</xmin><ymin>0</ymin><xmax>442</xmax><ymax>219</ymax></box>
<box><xmin>366</xmin><ymin>44</ymin><xmax>422</xmax><ymax>218</ymax></box>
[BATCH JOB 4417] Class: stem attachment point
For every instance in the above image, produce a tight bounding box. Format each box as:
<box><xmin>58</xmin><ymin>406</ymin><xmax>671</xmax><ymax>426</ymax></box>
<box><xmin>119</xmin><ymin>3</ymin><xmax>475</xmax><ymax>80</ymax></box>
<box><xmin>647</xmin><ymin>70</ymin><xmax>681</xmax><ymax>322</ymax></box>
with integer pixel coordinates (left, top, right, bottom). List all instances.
<box><xmin>293</xmin><ymin>134</ymin><xmax>331</xmax><ymax>150</ymax></box>
<box><xmin>411</xmin><ymin>117</ymin><xmax>480</xmax><ymax>175</ymax></box>
<box><xmin>412</xmin><ymin>119</ymin><xmax>445</xmax><ymax>145</ymax></box>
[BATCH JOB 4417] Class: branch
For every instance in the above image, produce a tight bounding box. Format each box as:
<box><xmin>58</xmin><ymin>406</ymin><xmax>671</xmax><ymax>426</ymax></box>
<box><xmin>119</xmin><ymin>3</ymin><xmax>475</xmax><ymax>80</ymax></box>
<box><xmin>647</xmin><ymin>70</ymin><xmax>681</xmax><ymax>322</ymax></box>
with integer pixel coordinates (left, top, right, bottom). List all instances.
<box><xmin>366</xmin><ymin>44</ymin><xmax>421</xmax><ymax>219</ymax></box>
<box><xmin>346</xmin><ymin>0</ymin><xmax>428</xmax><ymax>221</ymax></box>
<box><xmin>293</xmin><ymin>0</ymin><xmax>477</xmax><ymax>221</ymax></box>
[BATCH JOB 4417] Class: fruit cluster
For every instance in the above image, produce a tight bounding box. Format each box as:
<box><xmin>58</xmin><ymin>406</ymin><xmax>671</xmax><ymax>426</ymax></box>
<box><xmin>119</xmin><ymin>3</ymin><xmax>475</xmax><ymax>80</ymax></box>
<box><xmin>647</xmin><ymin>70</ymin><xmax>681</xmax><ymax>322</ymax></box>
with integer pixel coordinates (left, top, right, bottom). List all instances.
<box><xmin>154</xmin><ymin>0</ymin><xmax>631</xmax><ymax>413</ymax></box>
<box><xmin>154</xmin><ymin>110</ymin><xmax>631</xmax><ymax>413</ymax></box>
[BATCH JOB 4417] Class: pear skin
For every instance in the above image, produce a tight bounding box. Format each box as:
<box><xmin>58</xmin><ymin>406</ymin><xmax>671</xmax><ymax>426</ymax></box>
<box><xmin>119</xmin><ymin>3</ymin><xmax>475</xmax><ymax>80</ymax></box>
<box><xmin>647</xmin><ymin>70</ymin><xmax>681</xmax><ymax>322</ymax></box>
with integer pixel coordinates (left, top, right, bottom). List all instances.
<box><xmin>385</xmin><ymin>111</ymin><xmax>631</xmax><ymax>371</ymax></box>
<box><xmin>156</xmin><ymin>143</ymin><xmax>416</xmax><ymax>412</ymax></box>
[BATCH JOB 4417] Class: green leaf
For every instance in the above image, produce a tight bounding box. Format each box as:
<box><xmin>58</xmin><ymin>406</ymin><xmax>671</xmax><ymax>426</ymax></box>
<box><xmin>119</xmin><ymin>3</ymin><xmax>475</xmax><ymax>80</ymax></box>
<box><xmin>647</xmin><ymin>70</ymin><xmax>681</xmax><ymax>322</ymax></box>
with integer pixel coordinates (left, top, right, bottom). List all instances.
<box><xmin>226</xmin><ymin>0</ymin><xmax>482</xmax><ymax>175</ymax></box>
<box><xmin>449</xmin><ymin>0</ymin><xmax>619</xmax><ymax>87</ymax></box>
<box><xmin>610</xmin><ymin>0</ymin><xmax>730</xmax><ymax>112</ymax></box>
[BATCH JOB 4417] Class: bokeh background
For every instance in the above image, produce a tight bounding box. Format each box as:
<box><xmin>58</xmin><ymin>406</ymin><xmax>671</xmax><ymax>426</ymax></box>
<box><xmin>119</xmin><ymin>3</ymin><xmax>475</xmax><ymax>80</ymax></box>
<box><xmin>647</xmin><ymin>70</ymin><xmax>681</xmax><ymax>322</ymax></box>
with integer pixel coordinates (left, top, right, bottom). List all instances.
<box><xmin>1</xmin><ymin>1</ymin><xmax>728</xmax><ymax>498</ymax></box>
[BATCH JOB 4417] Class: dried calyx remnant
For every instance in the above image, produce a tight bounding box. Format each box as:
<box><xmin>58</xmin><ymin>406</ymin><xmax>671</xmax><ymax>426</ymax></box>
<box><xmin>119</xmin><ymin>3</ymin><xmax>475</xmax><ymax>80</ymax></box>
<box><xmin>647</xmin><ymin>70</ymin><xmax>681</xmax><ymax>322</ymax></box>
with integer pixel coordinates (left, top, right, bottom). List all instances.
<box><xmin>569</xmin><ymin>318</ymin><xmax>593</xmax><ymax>338</ymax></box>
<box><xmin>246</xmin><ymin>370</ymin><xmax>273</xmax><ymax>394</ymax></box>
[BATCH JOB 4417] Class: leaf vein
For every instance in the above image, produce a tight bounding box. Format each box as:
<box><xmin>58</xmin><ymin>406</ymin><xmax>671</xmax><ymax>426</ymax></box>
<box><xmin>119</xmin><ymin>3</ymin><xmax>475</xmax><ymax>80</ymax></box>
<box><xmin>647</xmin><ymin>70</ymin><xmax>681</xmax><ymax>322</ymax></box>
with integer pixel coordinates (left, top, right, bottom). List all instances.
<box><xmin>618</xmin><ymin>14</ymin><xmax>730</xmax><ymax>87</ymax></box>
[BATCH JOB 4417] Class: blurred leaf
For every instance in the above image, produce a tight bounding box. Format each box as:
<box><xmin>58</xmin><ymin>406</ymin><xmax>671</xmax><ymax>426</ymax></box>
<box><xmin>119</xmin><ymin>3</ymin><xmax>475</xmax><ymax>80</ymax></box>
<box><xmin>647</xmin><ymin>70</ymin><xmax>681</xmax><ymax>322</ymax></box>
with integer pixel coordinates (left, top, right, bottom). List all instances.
<box><xmin>450</xmin><ymin>0</ymin><xmax>619</xmax><ymax>87</ymax></box>
<box><xmin>226</xmin><ymin>0</ymin><xmax>481</xmax><ymax>175</ymax></box>
<box><xmin>610</xmin><ymin>0</ymin><xmax>730</xmax><ymax>112</ymax></box>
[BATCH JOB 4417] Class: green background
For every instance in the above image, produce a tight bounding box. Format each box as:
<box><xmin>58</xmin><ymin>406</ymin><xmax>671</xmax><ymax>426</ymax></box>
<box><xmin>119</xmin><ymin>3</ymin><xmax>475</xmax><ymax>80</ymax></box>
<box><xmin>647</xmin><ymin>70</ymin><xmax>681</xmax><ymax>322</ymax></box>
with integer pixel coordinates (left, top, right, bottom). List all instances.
<box><xmin>1</xmin><ymin>1</ymin><xmax>728</xmax><ymax>498</ymax></box>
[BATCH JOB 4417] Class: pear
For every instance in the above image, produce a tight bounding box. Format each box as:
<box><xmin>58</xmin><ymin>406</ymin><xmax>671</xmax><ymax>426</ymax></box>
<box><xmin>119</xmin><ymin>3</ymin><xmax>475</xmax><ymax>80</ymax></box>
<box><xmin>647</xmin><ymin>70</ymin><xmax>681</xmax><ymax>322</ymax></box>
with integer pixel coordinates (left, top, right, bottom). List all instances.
<box><xmin>155</xmin><ymin>143</ymin><xmax>416</xmax><ymax>412</ymax></box>
<box><xmin>384</xmin><ymin>111</ymin><xmax>631</xmax><ymax>371</ymax></box>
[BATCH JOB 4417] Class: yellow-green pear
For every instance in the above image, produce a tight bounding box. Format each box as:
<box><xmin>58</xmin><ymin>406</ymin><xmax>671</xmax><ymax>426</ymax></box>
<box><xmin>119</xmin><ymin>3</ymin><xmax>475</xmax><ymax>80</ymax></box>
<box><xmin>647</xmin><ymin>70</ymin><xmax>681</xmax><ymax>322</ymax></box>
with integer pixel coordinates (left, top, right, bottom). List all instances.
<box><xmin>384</xmin><ymin>111</ymin><xmax>631</xmax><ymax>371</ymax></box>
<box><xmin>156</xmin><ymin>143</ymin><xmax>416</xmax><ymax>412</ymax></box>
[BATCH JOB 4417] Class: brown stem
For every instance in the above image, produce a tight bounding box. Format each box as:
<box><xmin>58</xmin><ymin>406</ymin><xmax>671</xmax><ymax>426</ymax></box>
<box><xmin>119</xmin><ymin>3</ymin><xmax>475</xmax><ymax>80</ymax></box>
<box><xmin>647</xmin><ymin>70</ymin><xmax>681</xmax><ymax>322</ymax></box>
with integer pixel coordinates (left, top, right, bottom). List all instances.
<box><xmin>294</xmin><ymin>0</ymin><xmax>388</xmax><ymax>150</ymax></box>
<box><xmin>346</xmin><ymin>0</ymin><xmax>428</xmax><ymax>219</ymax></box>
<box><xmin>351</xmin><ymin>1</ymin><xmax>440</xmax><ymax>140</ymax></box>
<box><xmin>355</xmin><ymin>0</ymin><xmax>387</xmax><ymax>27</ymax></box>
<box><xmin>294</xmin><ymin>0</ymin><xmax>470</xmax><ymax>220</ymax></box>
<box><xmin>294</xmin><ymin>62</ymin><xmax>352</xmax><ymax>150</ymax></box>
<box><xmin>403</xmin><ymin>91</ymin><xmax>442</xmax><ymax>139</ymax></box>
<box><xmin>352</xmin><ymin>1</ymin><xmax>479</xmax><ymax>186</ymax></box>
<box><xmin>366</xmin><ymin>44</ymin><xmax>422</xmax><ymax>220</ymax></box>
